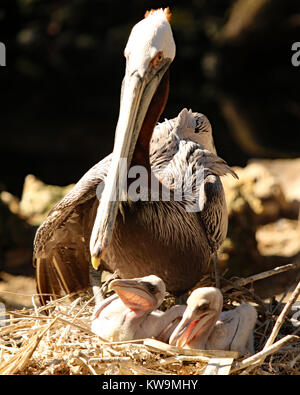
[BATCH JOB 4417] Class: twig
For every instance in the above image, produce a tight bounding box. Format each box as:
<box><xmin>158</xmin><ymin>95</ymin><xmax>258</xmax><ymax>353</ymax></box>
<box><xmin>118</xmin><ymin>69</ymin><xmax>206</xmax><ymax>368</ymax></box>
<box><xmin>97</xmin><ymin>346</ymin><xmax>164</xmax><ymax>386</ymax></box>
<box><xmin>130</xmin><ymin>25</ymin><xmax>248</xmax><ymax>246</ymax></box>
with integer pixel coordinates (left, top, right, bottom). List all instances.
<box><xmin>272</xmin><ymin>271</ymin><xmax>300</xmax><ymax>316</ymax></box>
<box><xmin>231</xmin><ymin>334</ymin><xmax>299</xmax><ymax>373</ymax></box>
<box><xmin>243</xmin><ymin>280</ymin><xmax>300</xmax><ymax>373</ymax></box>
<box><xmin>204</xmin><ymin>357</ymin><xmax>234</xmax><ymax>375</ymax></box>
<box><xmin>244</xmin><ymin>280</ymin><xmax>300</xmax><ymax>373</ymax></box>
<box><xmin>100</xmin><ymin>338</ymin><xmax>145</xmax><ymax>346</ymax></box>
<box><xmin>55</xmin><ymin>316</ymin><xmax>95</xmax><ymax>337</ymax></box>
<box><xmin>157</xmin><ymin>355</ymin><xmax>210</xmax><ymax>365</ymax></box>
<box><xmin>89</xmin><ymin>356</ymin><xmax>131</xmax><ymax>363</ymax></box>
<box><xmin>290</xmin><ymin>352</ymin><xmax>300</xmax><ymax>368</ymax></box>
<box><xmin>144</xmin><ymin>338</ymin><xmax>240</xmax><ymax>359</ymax></box>
<box><xmin>222</xmin><ymin>262</ymin><xmax>300</xmax><ymax>293</ymax></box>
<box><xmin>122</xmin><ymin>361</ymin><xmax>171</xmax><ymax>375</ymax></box>
<box><xmin>222</xmin><ymin>278</ymin><xmax>267</xmax><ymax>311</ymax></box>
<box><xmin>264</xmin><ymin>280</ymin><xmax>300</xmax><ymax>349</ymax></box>
<box><xmin>7</xmin><ymin>309</ymin><xmax>97</xmax><ymax>337</ymax></box>
<box><xmin>78</xmin><ymin>357</ymin><xmax>98</xmax><ymax>375</ymax></box>
<box><xmin>0</xmin><ymin>317</ymin><xmax>58</xmax><ymax>375</ymax></box>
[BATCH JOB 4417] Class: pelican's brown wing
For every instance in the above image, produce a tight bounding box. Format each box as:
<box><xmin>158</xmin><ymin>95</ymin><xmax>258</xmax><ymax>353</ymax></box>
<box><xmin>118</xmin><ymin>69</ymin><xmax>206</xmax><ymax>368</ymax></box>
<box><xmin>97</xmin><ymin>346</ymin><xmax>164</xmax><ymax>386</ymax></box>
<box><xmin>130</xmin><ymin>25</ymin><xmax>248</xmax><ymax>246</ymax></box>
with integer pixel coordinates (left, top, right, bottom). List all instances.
<box><xmin>196</xmin><ymin>150</ymin><xmax>238</xmax><ymax>254</ymax></box>
<box><xmin>154</xmin><ymin>136</ymin><xmax>238</xmax><ymax>269</ymax></box>
<box><xmin>34</xmin><ymin>154</ymin><xmax>111</xmax><ymax>305</ymax></box>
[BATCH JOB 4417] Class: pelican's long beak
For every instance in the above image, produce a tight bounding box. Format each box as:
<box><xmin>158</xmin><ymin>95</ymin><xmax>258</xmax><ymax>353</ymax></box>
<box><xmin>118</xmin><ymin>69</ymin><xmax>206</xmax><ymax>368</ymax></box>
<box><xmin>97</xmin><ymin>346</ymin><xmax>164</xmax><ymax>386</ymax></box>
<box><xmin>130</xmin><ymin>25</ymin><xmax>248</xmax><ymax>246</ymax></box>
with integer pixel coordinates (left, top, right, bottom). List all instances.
<box><xmin>109</xmin><ymin>278</ymin><xmax>157</xmax><ymax>313</ymax></box>
<box><xmin>90</xmin><ymin>60</ymin><xmax>171</xmax><ymax>270</ymax></box>
<box><xmin>169</xmin><ymin>309</ymin><xmax>216</xmax><ymax>348</ymax></box>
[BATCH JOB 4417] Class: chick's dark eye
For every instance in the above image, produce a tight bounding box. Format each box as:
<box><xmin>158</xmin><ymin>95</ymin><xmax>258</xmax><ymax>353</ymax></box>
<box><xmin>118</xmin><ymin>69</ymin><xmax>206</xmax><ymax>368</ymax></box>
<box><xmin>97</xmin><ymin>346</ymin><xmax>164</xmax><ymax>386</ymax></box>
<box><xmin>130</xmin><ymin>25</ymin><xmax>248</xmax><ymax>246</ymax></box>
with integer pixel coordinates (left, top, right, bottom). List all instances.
<box><xmin>196</xmin><ymin>302</ymin><xmax>209</xmax><ymax>312</ymax></box>
<box><xmin>146</xmin><ymin>283</ymin><xmax>156</xmax><ymax>293</ymax></box>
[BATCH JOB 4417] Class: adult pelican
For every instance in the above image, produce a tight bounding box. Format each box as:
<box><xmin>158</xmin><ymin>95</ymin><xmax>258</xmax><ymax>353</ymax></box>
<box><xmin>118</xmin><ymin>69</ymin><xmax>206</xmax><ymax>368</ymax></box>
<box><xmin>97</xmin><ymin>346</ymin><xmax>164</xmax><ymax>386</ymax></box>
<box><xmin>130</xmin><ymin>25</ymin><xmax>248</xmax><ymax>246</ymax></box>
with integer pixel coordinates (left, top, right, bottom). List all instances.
<box><xmin>34</xmin><ymin>9</ymin><xmax>237</xmax><ymax>305</ymax></box>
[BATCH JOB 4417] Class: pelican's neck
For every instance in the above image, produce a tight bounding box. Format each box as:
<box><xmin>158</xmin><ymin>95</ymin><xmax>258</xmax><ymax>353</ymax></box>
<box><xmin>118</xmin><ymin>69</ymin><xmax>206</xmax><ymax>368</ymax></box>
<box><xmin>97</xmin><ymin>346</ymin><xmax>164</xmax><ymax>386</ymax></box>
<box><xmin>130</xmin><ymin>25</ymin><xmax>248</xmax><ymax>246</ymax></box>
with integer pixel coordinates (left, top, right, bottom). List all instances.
<box><xmin>131</xmin><ymin>69</ymin><xmax>170</xmax><ymax>171</ymax></box>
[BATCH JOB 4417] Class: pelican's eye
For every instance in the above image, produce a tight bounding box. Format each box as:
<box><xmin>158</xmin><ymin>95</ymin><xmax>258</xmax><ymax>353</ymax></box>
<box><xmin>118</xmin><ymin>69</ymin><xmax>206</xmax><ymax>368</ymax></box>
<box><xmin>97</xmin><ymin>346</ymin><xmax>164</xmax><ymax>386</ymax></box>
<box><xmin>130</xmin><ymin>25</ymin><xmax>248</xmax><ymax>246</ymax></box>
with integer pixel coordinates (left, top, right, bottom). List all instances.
<box><xmin>196</xmin><ymin>302</ymin><xmax>209</xmax><ymax>313</ymax></box>
<box><xmin>152</xmin><ymin>51</ymin><xmax>163</xmax><ymax>68</ymax></box>
<box><xmin>145</xmin><ymin>282</ymin><xmax>157</xmax><ymax>294</ymax></box>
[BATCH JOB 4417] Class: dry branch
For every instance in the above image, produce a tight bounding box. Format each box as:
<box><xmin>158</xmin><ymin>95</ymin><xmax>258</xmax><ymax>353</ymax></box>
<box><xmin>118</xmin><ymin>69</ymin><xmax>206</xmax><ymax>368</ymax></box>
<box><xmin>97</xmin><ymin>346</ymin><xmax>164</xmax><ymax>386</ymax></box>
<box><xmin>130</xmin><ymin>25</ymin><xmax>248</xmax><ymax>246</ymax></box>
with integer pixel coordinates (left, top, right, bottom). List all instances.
<box><xmin>264</xmin><ymin>280</ymin><xmax>300</xmax><ymax>348</ymax></box>
<box><xmin>222</xmin><ymin>262</ymin><xmax>300</xmax><ymax>293</ymax></box>
<box><xmin>243</xmin><ymin>279</ymin><xmax>300</xmax><ymax>372</ymax></box>
<box><xmin>144</xmin><ymin>338</ymin><xmax>240</xmax><ymax>359</ymax></box>
<box><xmin>231</xmin><ymin>335</ymin><xmax>299</xmax><ymax>373</ymax></box>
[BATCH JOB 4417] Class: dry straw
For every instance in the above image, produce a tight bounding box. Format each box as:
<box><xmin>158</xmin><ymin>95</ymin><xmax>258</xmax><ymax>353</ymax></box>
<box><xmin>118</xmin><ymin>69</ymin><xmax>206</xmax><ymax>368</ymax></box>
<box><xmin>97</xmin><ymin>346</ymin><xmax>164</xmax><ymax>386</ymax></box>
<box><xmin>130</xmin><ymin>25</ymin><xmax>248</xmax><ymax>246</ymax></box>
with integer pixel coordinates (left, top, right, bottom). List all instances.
<box><xmin>0</xmin><ymin>262</ymin><xmax>299</xmax><ymax>375</ymax></box>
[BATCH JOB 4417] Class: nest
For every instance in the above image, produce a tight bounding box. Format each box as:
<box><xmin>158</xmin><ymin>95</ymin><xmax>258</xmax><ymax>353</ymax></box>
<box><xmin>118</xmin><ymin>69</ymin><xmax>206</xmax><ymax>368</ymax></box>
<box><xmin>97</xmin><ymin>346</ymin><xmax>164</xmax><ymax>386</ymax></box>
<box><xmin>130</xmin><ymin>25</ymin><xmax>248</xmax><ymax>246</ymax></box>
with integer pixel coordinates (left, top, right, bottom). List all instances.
<box><xmin>0</xmin><ymin>263</ymin><xmax>299</xmax><ymax>375</ymax></box>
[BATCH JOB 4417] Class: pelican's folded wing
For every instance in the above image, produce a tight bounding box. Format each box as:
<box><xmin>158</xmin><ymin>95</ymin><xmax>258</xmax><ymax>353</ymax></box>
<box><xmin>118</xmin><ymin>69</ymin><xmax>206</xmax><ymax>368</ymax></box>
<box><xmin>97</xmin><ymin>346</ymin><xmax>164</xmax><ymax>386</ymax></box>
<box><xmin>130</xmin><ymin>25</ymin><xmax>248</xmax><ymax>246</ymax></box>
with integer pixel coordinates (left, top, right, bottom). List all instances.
<box><xmin>195</xmin><ymin>149</ymin><xmax>238</xmax><ymax>256</ymax></box>
<box><xmin>34</xmin><ymin>154</ymin><xmax>112</xmax><ymax>305</ymax></box>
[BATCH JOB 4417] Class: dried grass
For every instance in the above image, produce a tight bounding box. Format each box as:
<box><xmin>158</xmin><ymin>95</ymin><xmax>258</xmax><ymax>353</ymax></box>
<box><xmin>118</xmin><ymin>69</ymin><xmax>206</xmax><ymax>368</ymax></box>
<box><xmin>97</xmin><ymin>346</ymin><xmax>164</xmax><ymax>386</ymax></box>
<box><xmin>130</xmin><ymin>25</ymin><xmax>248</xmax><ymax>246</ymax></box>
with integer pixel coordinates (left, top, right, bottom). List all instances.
<box><xmin>0</xmin><ymin>263</ymin><xmax>299</xmax><ymax>375</ymax></box>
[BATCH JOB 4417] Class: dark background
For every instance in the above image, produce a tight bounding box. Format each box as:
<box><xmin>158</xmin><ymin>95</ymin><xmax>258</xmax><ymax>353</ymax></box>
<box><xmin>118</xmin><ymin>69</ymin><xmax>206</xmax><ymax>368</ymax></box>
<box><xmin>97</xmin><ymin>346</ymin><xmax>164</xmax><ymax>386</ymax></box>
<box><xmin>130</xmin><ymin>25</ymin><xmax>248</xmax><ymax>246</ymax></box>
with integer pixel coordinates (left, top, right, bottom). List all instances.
<box><xmin>0</xmin><ymin>0</ymin><xmax>299</xmax><ymax>196</ymax></box>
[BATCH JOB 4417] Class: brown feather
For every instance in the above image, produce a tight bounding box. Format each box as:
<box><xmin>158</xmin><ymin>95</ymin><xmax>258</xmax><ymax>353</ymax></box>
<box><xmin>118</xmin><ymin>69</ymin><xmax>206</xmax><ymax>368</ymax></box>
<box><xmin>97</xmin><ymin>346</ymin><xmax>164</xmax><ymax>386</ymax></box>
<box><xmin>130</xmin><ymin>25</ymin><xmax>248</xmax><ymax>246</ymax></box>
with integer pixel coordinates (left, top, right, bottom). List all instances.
<box><xmin>34</xmin><ymin>112</ymin><xmax>236</xmax><ymax>303</ymax></box>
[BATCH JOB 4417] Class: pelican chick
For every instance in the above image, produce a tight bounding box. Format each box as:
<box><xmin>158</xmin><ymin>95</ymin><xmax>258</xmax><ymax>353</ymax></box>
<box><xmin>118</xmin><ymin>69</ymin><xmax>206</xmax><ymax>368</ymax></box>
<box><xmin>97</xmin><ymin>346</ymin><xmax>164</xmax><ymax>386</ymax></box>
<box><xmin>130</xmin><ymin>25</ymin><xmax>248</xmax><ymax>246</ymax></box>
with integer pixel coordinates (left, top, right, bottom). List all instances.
<box><xmin>169</xmin><ymin>287</ymin><xmax>257</xmax><ymax>355</ymax></box>
<box><xmin>91</xmin><ymin>275</ymin><xmax>185</xmax><ymax>342</ymax></box>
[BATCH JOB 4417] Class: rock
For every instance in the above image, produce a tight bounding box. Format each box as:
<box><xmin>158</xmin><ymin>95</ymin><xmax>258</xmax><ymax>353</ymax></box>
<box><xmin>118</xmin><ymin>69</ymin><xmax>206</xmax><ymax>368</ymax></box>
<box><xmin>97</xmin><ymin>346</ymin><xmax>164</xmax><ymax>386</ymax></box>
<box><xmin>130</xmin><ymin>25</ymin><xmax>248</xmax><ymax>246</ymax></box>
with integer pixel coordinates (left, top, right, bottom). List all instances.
<box><xmin>256</xmin><ymin>218</ymin><xmax>300</xmax><ymax>258</ymax></box>
<box><xmin>252</xmin><ymin>158</ymin><xmax>300</xmax><ymax>218</ymax></box>
<box><xmin>0</xmin><ymin>175</ymin><xmax>74</xmax><ymax>276</ymax></box>
<box><xmin>19</xmin><ymin>174</ymin><xmax>74</xmax><ymax>226</ymax></box>
<box><xmin>222</xmin><ymin>162</ymin><xmax>289</xmax><ymax>225</ymax></box>
<box><xmin>220</xmin><ymin>158</ymin><xmax>300</xmax><ymax>278</ymax></box>
<box><xmin>0</xmin><ymin>191</ymin><xmax>20</xmax><ymax>215</ymax></box>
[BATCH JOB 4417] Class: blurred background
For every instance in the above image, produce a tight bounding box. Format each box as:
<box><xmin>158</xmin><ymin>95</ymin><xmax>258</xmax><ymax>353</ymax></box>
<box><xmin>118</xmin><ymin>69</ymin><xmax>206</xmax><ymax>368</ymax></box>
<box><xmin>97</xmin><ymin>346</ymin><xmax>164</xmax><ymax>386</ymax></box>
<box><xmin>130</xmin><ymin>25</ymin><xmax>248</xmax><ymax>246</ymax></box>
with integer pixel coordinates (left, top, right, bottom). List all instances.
<box><xmin>0</xmin><ymin>0</ymin><xmax>299</xmax><ymax>308</ymax></box>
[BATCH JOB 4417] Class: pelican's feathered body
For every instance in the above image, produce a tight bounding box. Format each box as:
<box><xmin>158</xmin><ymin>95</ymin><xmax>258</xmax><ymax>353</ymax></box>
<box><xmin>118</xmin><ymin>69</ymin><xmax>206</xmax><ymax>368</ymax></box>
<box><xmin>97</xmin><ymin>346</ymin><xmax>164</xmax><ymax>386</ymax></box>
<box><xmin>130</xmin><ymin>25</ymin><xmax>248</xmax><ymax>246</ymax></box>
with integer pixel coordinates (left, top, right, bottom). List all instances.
<box><xmin>33</xmin><ymin>9</ymin><xmax>237</xmax><ymax>305</ymax></box>
<box><xmin>34</xmin><ymin>108</ymin><xmax>236</xmax><ymax>303</ymax></box>
<box><xmin>92</xmin><ymin>109</ymin><xmax>237</xmax><ymax>293</ymax></box>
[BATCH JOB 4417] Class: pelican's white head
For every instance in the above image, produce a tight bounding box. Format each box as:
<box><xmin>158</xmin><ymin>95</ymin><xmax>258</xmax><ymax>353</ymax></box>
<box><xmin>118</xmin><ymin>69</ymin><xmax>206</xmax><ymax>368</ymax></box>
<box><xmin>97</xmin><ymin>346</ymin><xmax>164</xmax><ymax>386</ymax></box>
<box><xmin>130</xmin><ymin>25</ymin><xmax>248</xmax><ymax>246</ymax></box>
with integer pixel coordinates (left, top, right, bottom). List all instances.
<box><xmin>124</xmin><ymin>8</ymin><xmax>176</xmax><ymax>78</ymax></box>
<box><xmin>90</xmin><ymin>8</ymin><xmax>175</xmax><ymax>268</ymax></box>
